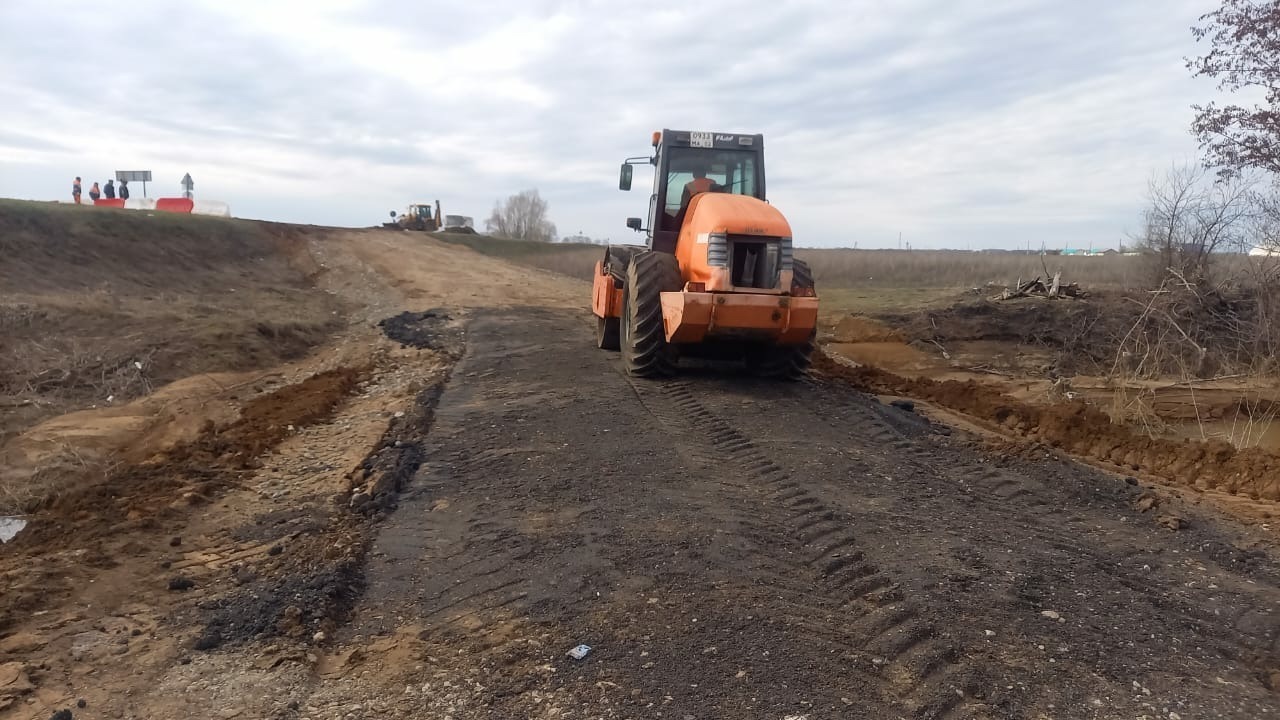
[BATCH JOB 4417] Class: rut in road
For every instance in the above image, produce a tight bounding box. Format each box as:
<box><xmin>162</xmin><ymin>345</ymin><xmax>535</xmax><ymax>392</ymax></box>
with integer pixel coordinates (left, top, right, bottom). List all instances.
<box><xmin>355</xmin><ymin>307</ymin><xmax>1280</xmax><ymax>720</ymax></box>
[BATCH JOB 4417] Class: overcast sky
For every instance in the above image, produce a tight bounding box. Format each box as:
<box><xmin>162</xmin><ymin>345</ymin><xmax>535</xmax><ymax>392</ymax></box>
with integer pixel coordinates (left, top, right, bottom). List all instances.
<box><xmin>0</xmin><ymin>1</ymin><xmax>1225</xmax><ymax>248</ymax></box>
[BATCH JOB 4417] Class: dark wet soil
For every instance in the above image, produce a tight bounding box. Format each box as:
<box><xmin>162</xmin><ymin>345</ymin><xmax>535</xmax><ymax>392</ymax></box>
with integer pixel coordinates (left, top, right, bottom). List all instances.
<box><xmin>347</xmin><ymin>307</ymin><xmax>1280</xmax><ymax>719</ymax></box>
<box><xmin>378</xmin><ymin>310</ymin><xmax>462</xmax><ymax>355</ymax></box>
<box><xmin>188</xmin><ymin>324</ymin><xmax>461</xmax><ymax>650</ymax></box>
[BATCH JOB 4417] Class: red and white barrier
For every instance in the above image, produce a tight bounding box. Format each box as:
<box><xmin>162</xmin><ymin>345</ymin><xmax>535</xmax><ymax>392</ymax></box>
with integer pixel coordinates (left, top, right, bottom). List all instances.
<box><xmin>90</xmin><ymin>196</ymin><xmax>231</xmax><ymax>217</ymax></box>
<box><xmin>192</xmin><ymin>200</ymin><xmax>230</xmax><ymax>217</ymax></box>
<box><xmin>154</xmin><ymin>197</ymin><xmax>194</xmax><ymax>213</ymax></box>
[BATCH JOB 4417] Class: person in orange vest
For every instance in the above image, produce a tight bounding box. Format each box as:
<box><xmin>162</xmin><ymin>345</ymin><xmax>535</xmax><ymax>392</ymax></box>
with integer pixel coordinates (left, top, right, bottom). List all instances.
<box><xmin>88</xmin><ymin>182</ymin><xmax>101</xmax><ymax>201</ymax></box>
<box><xmin>679</xmin><ymin>166</ymin><xmax>721</xmax><ymax>216</ymax></box>
<box><xmin>683</xmin><ymin>168</ymin><xmax>715</xmax><ymax>204</ymax></box>
<box><xmin>674</xmin><ymin>166</ymin><xmax>721</xmax><ymax>227</ymax></box>
<box><xmin>72</xmin><ymin>177</ymin><xmax>82</xmax><ymax>204</ymax></box>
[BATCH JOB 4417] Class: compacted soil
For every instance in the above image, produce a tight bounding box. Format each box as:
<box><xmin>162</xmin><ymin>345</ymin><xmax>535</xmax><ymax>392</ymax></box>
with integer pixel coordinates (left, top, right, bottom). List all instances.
<box><xmin>3</xmin><ymin>205</ymin><xmax>1278</xmax><ymax>719</ymax></box>
<box><xmin>305</xmin><ymin>307</ymin><xmax>1280</xmax><ymax>720</ymax></box>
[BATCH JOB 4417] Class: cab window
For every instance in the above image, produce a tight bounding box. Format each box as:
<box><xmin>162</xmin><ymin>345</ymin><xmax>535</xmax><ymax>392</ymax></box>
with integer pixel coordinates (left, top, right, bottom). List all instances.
<box><xmin>663</xmin><ymin>147</ymin><xmax>760</xmax><ymax>219</ymax></box>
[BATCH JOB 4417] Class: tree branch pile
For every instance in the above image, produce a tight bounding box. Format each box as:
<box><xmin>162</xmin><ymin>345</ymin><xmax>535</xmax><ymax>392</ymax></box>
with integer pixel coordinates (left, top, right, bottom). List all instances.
<box><xmin>993</xmin><ymin>272</ymin><xmax>1086</xmax><ymax>301</ymax></box>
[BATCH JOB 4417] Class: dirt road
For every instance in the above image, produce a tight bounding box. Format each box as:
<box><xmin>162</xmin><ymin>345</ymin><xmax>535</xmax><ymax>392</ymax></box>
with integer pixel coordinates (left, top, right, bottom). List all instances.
<box><xmin>300</xmin><ymin>307</ymin><xmax>1280</xmax><ymax>719</ymax></box>
<box><xmin>5</xmin><ymin>208</ymin><xmax>1280</xmax><ymax>719</ymax></box>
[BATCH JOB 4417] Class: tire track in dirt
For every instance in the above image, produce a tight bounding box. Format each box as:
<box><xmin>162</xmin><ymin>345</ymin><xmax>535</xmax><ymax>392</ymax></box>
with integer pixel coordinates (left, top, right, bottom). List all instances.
<box><xmin>691</xmin><ymin>374</ymin><xmax>1280</xmax><ymax>717</ymax></box>
<box><xmin>791</xmin><ymin>382</ymin><xmax>1279</xmax><ymax>641</ymax></box>
<box><xmin>628</xmin><ymin>379</ymin><xmax>982</xmax><ymax>718</ymax></box>
<box><xmin>343</xmin><ymin>310</ymin><xmax>914</xmax><ymax>716</ymax></box>
<box><xmin>329</xmin><ymin>308</ymin><xmax>1280</xmax><ymax>719</ymax></box>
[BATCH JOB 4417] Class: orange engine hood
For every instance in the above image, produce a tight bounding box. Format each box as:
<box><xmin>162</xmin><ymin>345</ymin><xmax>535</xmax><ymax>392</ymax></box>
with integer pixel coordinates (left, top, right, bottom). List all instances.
<box><xmin>681</xmin><ymin>193</ymin><xmax>791</xmax><ymax>240</ymax></box>
<box><xmin>677</xmin><ymin>194</ymin><xmax>793</xmax><ymax>290</ymax></box>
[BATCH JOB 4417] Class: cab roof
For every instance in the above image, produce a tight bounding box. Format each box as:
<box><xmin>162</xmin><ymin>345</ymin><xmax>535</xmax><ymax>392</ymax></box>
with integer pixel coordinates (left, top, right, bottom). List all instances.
<box><xmin>660</xmin><ymin>129</ymin><xmax>764</xmax><ymax>152</ymax></box>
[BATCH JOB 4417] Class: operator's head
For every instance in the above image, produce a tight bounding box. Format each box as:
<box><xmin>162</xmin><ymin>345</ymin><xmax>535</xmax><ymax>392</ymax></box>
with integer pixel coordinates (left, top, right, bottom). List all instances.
<box><xmin>693</xmin><ymin>168</ymin><xmax>707</xmax><ymax>179</ymax></box>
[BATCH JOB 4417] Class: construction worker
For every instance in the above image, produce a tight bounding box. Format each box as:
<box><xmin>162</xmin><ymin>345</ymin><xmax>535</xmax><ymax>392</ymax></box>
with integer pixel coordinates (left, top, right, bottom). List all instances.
<box><xmin>103</xmin><ymin>179</ymin><xmax>116</xmax><ymax>199</ymax></box>
<box><xmin>119</xmin><ymin>180</ymin><xmax>130</xmax><ymax>200</ymax></box>
<box><xmin>679</xmin><ymin>167</ymin><xmax>719</xmax><ymax>214</ymax></box>
<box><xmin>670</xmin><ymin>166</ymin><xmax>720</xmax><ymax>230</ymax></box>
<box><xmin>88</xmin><ymin>182</ymin><xmax>101</xmax><ymax>201</ymax></box>
<box><xmin>684</xmin><ymin>169</ymin><xmax>715</xmax><ymax>200</ymax></box>
<box><xmin>72</xmin><ymin>177</ymin><xmax>82</xmax><ymax>204</ymax></box>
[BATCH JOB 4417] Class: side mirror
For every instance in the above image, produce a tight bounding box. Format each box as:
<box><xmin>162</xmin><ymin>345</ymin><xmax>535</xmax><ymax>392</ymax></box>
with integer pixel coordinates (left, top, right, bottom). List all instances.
<box><xmin>619</xmin><ymin>163</ymin><xmax>633</xmax><ymax>191</ymax></box>
<box><xmin>626</xmin><ymin>217</ymin><xmax>642</xmax><ymax>232</ymax></box>
<box><xmin>389</xmin><ymin>210</ymin><xmax>396</xmax><ymax>218</ymax></box>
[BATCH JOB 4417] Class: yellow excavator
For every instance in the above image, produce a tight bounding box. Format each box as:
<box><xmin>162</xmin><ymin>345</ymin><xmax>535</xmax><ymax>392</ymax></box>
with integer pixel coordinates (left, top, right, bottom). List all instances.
<box><xmin>384</xmin><ymin>200</ymin><xmax>443</xmax><ymax>231</ymax></box>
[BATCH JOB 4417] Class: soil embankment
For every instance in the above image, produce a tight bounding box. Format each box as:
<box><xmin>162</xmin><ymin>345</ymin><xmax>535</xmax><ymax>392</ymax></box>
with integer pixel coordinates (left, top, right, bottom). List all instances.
<box><xmin>821</xmin><ymin>289</ymin><xmax>1280</xmax><ymax>522</ymax></box>
<box><xmin>815</xmin><ymin>350</ymin><xmax>1280</xmax><ymax>501</ymax></box>
<box><xmin>0</xmin><ymin>201</ymin><xmax>343</xmax><ymax>478</ymax></box>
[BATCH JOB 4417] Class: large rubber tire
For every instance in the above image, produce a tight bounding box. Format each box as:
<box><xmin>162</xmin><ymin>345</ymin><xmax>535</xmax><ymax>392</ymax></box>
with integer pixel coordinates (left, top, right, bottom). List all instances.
<box><xmin>747</xmin><ymin>331</ymin><xmax>815</xmax><ymax>380</ymax></box>
<box><xmin>596</xmin><ymin>316</ymin><xmax>620</xmax><ymax>350</ymax></box>
<box><xmin>748</xmin><ymin>259</ymin><xmax>817</xmax><ymax>380</ymax></box>
<box><xmin>622</xmin><ymin>251</ymin><xmax>682</xmax><ymax>377</ymax></box>
<box><xmin>792</xmin><ymin>258</ymin><xmax>815</xmax><ymax>293</ymax></box>
<box><xmin>595</xmin><ymin>246</ymin><xmax>634</xmax><ymax>352</ymax></box>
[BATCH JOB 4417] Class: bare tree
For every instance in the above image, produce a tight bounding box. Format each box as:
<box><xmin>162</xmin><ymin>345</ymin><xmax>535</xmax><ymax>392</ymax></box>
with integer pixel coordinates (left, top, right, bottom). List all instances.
<box><xmin>1120</xmin><ymin>164</ymin><xmax>1280</xmax><ymax>386</ymax></box>
<box><xmin>1138</xmin><ymin>163</ymin><xmax>1255</xmax><ymax>281</ymax></box>
<box><xmin>485</xmin><ymin>189</ymin><xmax>557</xmax><ymax>242</ymax></box>
<box><xmin>1188</xmin><ymin>0</ymin><xmax>1280</xmax><ymax>176</ymax></box>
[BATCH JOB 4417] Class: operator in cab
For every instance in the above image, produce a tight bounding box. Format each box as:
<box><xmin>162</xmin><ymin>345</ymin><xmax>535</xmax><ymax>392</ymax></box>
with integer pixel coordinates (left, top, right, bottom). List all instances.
<box><xmin>681</xmin><ymin>168</ymin><xmax>716</xmax><ymax>208</ymax></box>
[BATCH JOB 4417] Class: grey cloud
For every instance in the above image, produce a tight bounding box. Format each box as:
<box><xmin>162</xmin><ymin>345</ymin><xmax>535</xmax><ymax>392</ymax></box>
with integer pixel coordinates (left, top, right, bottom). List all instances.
<box><xmin>0</xmin><ymin>0</ymin><xmax>1221</xmax><ymax>248</ymax></box>
<box><xmin>0</xmin><ymin>129</ymin><xmax>71</xmax><ymax>153</ymax></box>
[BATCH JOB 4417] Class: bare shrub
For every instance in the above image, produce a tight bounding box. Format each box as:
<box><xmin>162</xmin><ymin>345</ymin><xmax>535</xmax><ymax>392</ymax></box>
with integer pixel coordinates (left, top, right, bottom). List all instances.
<box><xmin>1108</xmin><ymin>171</ymin><xmax>1280</xmax><ymax>446</ymax></box>
<box><xmin>0</xmin><ymin>443</ymin><xmax>118</xmax><ymax>515</ymax></box>
<box><xmin>0</xmin><ymin>339</ymin><xmax>154</xmax><ymax>402</ymax></box>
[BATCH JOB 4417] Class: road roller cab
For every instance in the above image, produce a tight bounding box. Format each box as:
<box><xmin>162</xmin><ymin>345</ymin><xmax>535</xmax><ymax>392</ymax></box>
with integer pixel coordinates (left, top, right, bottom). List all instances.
<box><xmin>591</xmin><ymin>129</ymin><xmax>818</xmax><ymax>377</ymax></box>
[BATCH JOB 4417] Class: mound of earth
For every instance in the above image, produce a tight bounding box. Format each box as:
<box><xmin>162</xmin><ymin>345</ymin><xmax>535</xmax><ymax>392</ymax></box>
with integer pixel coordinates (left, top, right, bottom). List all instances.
<box><xmin>0</xmin><ymin>200</ymin><xmax>343</xmax><ymax>445</ymax></box>
<box><xmin>815</xmin><ymin>350</ymin><xmax>1280</xmax><ymax>500</ymax></box>
<box><xmin>828</xmin><ymin>315</ymin><xmax>907</xmax><ymax>343</ymax></box>
<box><xmin>878</xmin><ymin>286</ymin><xmax>1279</xmax><ymax>379</ymax></box>
<box><xmin>875</xmin><ymin>295</ymin><xmax>1117</xmax><ymax>374</ymax></box>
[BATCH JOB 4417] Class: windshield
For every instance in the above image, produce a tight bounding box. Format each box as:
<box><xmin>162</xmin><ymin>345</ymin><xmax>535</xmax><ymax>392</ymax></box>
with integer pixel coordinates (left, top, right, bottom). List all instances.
<box><xmin>663</xmin><ymin>146</ymin><xmax>759</xmax><ymax>218</ymax></box>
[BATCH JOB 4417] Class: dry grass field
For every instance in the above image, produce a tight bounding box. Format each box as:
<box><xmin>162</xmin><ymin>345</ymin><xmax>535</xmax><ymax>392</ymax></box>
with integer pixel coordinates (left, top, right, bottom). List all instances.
<box><xmin>427</xmin><ymin>235</ymin><xmax>1168</xmax><ymax>316</ymax></box>
<box><xmin>432</xmin><ymin>235</ymin><xmax>1160</xmax><ymax>289</ymax></box>
<box><xmin>431</xmin><ymin>233</ymin><xmax>604</xmax><ymax>280</ymax></box>
<box><xmin>800</xmin><ymin>248</ymin><xmax>1149</xmax><ymax>289</ymax></box>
